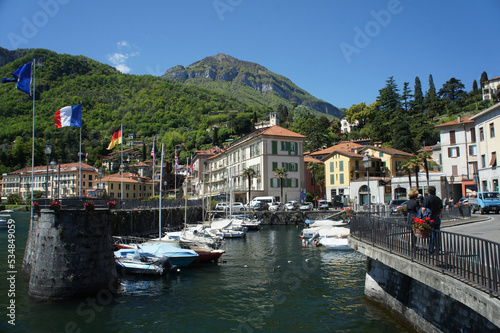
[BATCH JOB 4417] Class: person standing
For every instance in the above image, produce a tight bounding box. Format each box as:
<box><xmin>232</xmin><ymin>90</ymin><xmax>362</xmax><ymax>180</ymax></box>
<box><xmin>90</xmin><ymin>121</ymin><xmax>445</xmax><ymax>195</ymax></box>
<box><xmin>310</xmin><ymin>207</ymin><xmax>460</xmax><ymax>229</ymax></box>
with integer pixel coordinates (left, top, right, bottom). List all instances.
<box><xmin>406</xmin><ymin>189</ymin><xmax>420</xmax><ymax>225</ymax></box>
<box><xmin>422</xmin><ymin>186</ymin><xmax>443</xmax><ymax>254</ymax></box>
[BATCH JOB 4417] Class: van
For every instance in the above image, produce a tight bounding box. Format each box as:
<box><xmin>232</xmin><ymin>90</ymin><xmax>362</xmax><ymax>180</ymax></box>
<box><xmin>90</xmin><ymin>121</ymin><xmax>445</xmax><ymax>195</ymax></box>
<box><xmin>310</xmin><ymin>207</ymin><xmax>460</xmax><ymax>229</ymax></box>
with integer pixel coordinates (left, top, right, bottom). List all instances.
<box><xmin>250</xmin><ymin>196</ymin><xmax>276</xmax><ymax>208</ymax></box>
<box><xmin>474</xmin><ymin>192</ymin><xmax>500</xmax><ymax>214</ymax></box>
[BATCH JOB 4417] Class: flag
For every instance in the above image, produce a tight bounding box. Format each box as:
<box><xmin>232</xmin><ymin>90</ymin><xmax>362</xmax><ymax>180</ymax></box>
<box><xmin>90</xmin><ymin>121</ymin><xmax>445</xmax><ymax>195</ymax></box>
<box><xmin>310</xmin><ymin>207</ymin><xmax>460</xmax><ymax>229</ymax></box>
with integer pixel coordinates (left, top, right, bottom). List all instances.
<box><xmin>2</xmin><ymin>61</ymin><xmax>32</xmax><ymax>95</ymax></box>
<box><xmin>174</xmin><ymin>152</ymin><xmax>179</xmax><ymax>170</ymax></box>
<box><xmin>54</xmin><ymin>104</ymin><xmax>82</xmax><ymax>128</ymax></box>
<box><xmin>150</xmin><ymin>141</ymin><xmax>157</xmax><ymax>167</ymax></box>
<box><xmin>107</xmin><ymin>129</ymin><xmax>122</xmax><ymax>150</ymax></box>
<box><xmin>188</xmin><ymin>158</ymin><xmax>194</xmax><ymax>176</ymax></box>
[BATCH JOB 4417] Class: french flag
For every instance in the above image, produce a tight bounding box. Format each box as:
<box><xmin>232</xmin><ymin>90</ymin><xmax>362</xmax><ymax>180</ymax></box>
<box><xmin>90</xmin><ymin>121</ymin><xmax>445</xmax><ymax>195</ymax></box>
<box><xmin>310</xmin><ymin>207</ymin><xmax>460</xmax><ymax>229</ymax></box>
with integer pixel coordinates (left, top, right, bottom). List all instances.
<box><xmin>54</xmin><ymin>104</ymin><xmax>82</xmax><ymax>128</ymax></box>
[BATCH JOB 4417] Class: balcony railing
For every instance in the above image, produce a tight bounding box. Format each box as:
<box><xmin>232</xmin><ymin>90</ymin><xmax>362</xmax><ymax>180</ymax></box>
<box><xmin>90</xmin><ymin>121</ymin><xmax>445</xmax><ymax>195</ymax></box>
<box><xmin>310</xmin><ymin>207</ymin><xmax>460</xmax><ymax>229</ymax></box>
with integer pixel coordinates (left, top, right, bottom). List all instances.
<box><xmin>350</xmin><ymin>215</ymin><xmax>500</xmax><ymax>298</ymax></box>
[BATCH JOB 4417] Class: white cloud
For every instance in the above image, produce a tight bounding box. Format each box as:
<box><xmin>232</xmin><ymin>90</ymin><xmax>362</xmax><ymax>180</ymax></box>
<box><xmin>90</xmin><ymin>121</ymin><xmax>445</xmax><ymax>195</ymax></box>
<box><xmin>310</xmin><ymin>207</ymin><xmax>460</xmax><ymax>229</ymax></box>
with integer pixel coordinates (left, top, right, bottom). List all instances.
<box><xmin>115</xmin><ymin>64</ymin><xmax>131</xmax><ymax>74</ymax></box>
<box><xmin>107</xmin><ymin>41</ymin><xmax>140</xmax><ymax>73</ymax></box>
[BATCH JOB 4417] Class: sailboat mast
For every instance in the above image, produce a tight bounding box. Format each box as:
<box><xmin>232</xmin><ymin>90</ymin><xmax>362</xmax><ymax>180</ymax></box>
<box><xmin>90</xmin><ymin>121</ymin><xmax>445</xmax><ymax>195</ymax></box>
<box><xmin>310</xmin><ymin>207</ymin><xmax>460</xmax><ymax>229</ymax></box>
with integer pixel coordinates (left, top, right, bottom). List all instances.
<box><xmin>159</xmin><ymin>143</ymin><xmax>164</xmax><ymax>239</ymax></box>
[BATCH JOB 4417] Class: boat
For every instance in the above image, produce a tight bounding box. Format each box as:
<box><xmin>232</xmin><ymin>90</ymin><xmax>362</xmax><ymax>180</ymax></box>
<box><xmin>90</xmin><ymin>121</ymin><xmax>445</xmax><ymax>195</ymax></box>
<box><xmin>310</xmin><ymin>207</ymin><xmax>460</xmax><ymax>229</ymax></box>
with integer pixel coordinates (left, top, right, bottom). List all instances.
<box><xmin>317</xmin><ymin>237</ymin><xmax>352</xmax><ymax>251</ymax></box>
<box><xmin>0</xmin><ymin>209</ymin><xmax>14</xmax><ymax>213</ymax></box>
<box><xmin>0</xmin><ymin>214</ymin><xmax>12</xmax><ymax>228</ymax></box>
<box><xmin>114</xmin><ymin>248</ymin><xmax>179</xmax><ymax>276</ymax></box>
<box><xmin>139</xmin><ymin>241</ymin><xmax>199</xmax><ymax>267</ymax></box>
<box><xmin>300</xmin><ymin>225</ymin><xmax>350</xmax><ymax>239</ymax></box>
<box><xmin>305</xmin><ymin>219</ymin><xmax>348</xmax><ymax>228</ymax></box>
<box><xmin>208</xmin><ymin>219</ymin><xmax>248</xmax><ymax>238</ymax></box>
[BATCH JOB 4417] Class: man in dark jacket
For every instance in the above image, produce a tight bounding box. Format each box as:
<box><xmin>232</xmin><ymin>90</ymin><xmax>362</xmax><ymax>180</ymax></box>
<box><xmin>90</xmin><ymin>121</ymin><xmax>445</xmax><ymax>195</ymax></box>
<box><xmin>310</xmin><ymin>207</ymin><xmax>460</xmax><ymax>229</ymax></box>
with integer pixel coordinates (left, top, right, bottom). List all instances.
<box><xmin>422</xmin><ymin>186</ymin><xmax>443</xmax><ymax>253</ymax></box>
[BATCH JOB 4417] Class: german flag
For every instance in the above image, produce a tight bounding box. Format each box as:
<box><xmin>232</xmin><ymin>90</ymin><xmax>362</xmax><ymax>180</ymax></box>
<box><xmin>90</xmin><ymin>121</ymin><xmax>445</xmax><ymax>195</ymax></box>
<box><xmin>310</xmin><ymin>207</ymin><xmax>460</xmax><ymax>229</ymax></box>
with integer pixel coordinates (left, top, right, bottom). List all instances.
<box><xmin>107</xmin><ymin>127</ymin><xmax>122</xmax><ymax>150</ymax></box>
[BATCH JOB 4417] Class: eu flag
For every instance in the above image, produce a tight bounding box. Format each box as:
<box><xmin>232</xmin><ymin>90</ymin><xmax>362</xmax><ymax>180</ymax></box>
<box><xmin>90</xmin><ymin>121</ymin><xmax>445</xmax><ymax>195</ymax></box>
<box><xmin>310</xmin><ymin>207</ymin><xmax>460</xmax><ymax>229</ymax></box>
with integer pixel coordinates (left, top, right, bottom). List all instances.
<box><xmin>2</xmin><ymin>62</ymin><xmax>32</xmax><ymax>95</ymax></box>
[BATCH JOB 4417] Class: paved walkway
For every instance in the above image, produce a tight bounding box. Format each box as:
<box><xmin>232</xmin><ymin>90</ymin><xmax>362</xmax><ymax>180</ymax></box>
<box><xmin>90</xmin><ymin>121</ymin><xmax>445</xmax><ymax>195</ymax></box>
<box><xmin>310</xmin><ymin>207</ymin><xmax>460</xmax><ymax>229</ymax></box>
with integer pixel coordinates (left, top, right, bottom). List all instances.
<box><xmin>441</xmin><ymin>215</ymin><xmax>491</xmax><ymax>228</ymax></box>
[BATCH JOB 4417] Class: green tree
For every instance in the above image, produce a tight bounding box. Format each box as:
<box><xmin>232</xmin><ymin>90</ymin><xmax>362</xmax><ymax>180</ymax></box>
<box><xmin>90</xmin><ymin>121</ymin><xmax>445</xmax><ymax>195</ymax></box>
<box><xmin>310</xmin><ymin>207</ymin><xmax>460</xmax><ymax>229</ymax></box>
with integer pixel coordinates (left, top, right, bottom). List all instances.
<box><xmin>439</xmin><ymin>77</ymin><xmax>466</xmax><ymax>102</ymax></box>
<box><xmin>372</xmin><ymin>77</ymin><xmax>401</xmax><ymax>143</ymax></box>
<box><xmin>472</xmin><ymin>80</ymin><xmax>479</xmax><ymax>95</ymax></box>
<box><xmin>413</xmin><ymin>76</ymin><xmax>424</xmax><ymax>114</ymax></box>
<box><xmin>307</xmin><ymin>161</ymin><xmax>325</xmax><ymax>198</ymax></box>
<box><xmin>401</xmin><ymin>82</ymin><xmax>412</xmax><ymax>112</ymax></box>
<box><xmin>274</xmin><ymin>167</ymin><xmax>288</xmax><ymax>203</ymax></box>
<box><xmin>242</xmin><ymin>167</ymin><xmax>256</xmax><ymax>204</ymax></box>
<box><xmin>480</xmin><ymin>71</ymin><xmax>488</xmax><ymax>90</ymax></box>
<box><xmin>424</xmin><ymin>74</ymin><xmax>442</xmax><ymax>119</ymax></box>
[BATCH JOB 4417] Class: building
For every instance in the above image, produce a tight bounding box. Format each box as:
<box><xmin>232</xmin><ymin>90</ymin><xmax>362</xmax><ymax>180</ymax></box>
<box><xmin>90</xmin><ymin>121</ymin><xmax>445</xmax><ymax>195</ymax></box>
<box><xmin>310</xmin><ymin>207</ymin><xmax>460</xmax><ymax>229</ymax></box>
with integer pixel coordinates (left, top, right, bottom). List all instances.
<box><xmin>482</xmin><ymin>77</ymin><xmax>500</xmax><ymax>101</ymax></box>
<box><xmin>309</xmin><ymin>141</ymin><xmax>365</xmax><ymax>161</ymax></box>
<box><xmin>435</xmin><ymin>115</ymin><xmax>478</xmax><ymax>200</ymax></box>
<box><xmin>190</xmin><ymin>147</ymin><xmax>225</xmax><ymax>197</ymax></box>
<box><xmin>1</xmin><ymin>162</ymin><xmax>98</xmax><ymax>199</ymax></box>
<box><xmin>206</xmin><ymin>125</ymin><xmax>306</xmax><ymax>203</ymax></box>
<box><xmin>470</xmin><ymin>103</ymin><xmax>500</xmax><ymax>192</ymax></box>
<box><xmin>98</xmin><ymin>172</ymin><xmax>158</xmax><ymax>199</ymax></box>
<box><xmin>102</xmin><ymin>148</ymin><xmax>142</xmax><ymax>172</ymax></box>
<box><xmin>303</xmin><ymin>155</ymin><xmax>325</xmax><ymax>200</ymax></box>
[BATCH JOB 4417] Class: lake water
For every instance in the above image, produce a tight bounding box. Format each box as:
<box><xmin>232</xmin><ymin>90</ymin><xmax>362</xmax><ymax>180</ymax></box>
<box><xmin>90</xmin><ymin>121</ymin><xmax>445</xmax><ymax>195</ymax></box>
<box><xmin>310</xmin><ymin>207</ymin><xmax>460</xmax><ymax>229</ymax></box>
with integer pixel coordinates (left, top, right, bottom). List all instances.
<box><xmin>0</xmin><ymin>212</ymin><xmax>414</xmax><ymax>332</ymax></box>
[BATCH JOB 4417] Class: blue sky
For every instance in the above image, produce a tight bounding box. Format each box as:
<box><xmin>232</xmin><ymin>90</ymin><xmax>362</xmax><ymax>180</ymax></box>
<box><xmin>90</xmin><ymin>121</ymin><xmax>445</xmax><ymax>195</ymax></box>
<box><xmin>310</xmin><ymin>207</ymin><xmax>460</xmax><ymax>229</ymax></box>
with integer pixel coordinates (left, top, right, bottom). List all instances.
<box><xmin>1</xmin><ymin>0</ymin><xmax>499</xmax><ymax>109</ymax></box>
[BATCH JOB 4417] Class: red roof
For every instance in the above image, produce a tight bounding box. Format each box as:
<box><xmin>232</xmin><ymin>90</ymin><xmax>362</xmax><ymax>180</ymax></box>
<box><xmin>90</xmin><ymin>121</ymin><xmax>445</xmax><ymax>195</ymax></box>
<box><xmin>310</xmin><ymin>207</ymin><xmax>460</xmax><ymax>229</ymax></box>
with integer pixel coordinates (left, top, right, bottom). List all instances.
<box><xmin>435</xmin><ymin>115</ymin><xmax>474</xmax><ymax>128</ymax></box>
<box><xmin>310</xmin><ymin>141</ymin><xmax>364</xmax><ymax>157</ymax></box>
<box><xmin>260</xmin><ymin>125</ymin><xmax>306</xmax><ymax>138</ymax></box>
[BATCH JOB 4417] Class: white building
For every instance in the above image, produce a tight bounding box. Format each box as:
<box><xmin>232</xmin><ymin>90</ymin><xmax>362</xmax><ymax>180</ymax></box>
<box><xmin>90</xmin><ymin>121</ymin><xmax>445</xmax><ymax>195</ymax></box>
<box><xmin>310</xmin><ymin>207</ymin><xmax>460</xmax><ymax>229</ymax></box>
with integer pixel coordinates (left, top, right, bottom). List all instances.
<box><xmin>206</xmin><ymin>125</ymin><xmax>306</xmax><ymax>203</ymax></box>
<box><xmin>482</xmin><ymin>77</ymin><xmax>500</xmax><ymax>101</ymax></box>
<box><xmin>470</xmin><ymin>103</ymin><xmax>500</xmax><ymax>192</ymax></box>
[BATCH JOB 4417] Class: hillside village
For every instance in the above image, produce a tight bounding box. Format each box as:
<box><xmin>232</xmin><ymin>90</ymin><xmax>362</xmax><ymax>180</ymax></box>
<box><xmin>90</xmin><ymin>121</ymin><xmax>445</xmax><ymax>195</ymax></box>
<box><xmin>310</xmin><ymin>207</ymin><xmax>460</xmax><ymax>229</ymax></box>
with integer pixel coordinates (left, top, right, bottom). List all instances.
<box><xmin>2</xmin><ymin>84</ymin><xmax>499</xmax><ymax>207</ymax></box>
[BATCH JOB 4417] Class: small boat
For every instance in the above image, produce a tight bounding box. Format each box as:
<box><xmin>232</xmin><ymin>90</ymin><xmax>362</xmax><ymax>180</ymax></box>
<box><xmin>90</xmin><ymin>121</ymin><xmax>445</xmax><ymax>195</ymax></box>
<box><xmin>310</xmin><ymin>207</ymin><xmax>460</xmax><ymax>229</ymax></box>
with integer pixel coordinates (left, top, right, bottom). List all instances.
<box><xmin>301</xmin><ymin>225</ymin><xmax>350</xmax><ymax>239</ymax></box>
<box><xmin>317</xmin><ymin>237</ymin><xmax>352</xmax><ymax>251</ymax></box>
<box><xmin>0</xmin><ymin>209</ymin><xmax>14</xmax><ymax>213</ymax></box>
<box><xmin>208</xmin><ymin>219</ymin><xmax>248</xmax><ymax>238</ymax></box>
<box><xmin>114</xmin><ymin>249</ymin><xmax>179</xmax><ymax>276</ymax></box>
<box><xmin>139</xmin><ymin>241</ymin><xmax>199</xmax><ymax>267</ymax></box>
<box><xmin>305</xmin><ymin>219</ymin><xmax>348</xmax><ymax>228</ymax></box>
<box><xmin>0</xmin><ymin>214</ymin><xmax>12</xmax><ymax>228</ymax></box>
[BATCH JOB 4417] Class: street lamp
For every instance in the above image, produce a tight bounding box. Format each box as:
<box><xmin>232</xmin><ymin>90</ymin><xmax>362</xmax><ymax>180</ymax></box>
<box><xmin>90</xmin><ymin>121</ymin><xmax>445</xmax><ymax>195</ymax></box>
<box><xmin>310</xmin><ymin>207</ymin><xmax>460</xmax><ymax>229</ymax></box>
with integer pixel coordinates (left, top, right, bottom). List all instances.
<box><xmin>50</xmin><ymin>160</ymin><xmax>57</xmax><ymax>199</ymax></box>
<box><xmin>362</xmin><ymin>155</ymin><xmax>372</xmax><ymax>214</ymax></box>
<box><xmin>98</xmin><ymin>169</ymin><xmax>103</xmax><ymax>198</ymax></box>
<box><xmin>450</xmin><ymin>175</ymin><xmax>455</xmax><ymax>204</ymax></box>
<box><xmin>44</xmin><ymin>142</ymin><xmax>53</xmax><ymax>198</ymax></box>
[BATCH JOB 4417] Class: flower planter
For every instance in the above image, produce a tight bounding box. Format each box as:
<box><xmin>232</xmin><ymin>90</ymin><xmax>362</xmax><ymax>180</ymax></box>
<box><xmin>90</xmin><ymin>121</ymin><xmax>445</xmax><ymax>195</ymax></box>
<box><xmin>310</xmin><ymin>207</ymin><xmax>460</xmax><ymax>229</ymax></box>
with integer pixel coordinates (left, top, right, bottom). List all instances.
<box><xmin>413</xmin><ymin>228</ymin><xmax>430</xmax><ymax>239</ymax></box>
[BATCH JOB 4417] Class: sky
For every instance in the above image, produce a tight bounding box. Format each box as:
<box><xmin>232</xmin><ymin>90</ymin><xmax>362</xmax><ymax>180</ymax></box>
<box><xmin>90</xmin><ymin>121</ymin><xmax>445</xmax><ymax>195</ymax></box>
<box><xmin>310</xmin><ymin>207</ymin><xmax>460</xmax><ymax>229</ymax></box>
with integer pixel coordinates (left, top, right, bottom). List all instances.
<box><xmin>0</xmin><ymin>0</ymin><xmax>499</xmax><ymax>109</ymax></box>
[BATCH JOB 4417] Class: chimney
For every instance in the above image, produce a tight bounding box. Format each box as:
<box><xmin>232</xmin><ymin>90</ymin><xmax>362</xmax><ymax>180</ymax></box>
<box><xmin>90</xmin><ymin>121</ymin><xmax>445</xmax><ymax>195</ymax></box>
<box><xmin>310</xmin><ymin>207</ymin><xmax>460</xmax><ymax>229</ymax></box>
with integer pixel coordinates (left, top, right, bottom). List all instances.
<box><xmin>457</xmin><ymin>115</ymin><xmax>461</xmax><ymax>123</ymax></box>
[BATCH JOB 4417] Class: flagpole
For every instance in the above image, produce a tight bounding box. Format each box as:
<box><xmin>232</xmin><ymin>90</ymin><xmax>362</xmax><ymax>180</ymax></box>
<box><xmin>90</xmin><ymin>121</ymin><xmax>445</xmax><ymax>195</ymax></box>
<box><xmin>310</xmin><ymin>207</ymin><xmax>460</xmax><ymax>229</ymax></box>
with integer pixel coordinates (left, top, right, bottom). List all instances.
<box><xmin>152</xmin><ymin>139</ymin><xmax>155</xmax><ymax>200</ymax></box>
<box><xmin>79</xmin><ymin>124</ymin><xmax>82</xmax><ymax>197</ymax></box>
<box><xmin>174</xmin><ymin>147</ymin><xmax>177</xmax><ymax>199</ymax></box>
<box><xmin>30</xmin><ymin>59</ymin><xmax>35</xmax><ymax>229</ymax></box>
<box><xmin>159</xmin><ymin>143</ymin><xmax>164</xmax><ymax>239</ymax></box>
<box><xmin>120</xmin><ymin>124</ymin><xmax>123</xmax><ymax>201</ymax></box>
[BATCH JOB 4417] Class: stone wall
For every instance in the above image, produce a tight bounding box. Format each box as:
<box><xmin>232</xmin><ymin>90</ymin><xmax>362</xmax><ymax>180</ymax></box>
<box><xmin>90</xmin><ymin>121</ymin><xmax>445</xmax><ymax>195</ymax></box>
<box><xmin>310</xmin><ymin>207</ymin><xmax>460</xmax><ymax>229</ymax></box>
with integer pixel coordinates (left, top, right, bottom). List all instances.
<box><xmin>350</xmin><ymin>238</ymin><xmax>500</xmax><ymax>332</ymax></box>
<box><xmin>23</xmin><ymin>209</ymin><xmax>117</xmax><ymax>300</ymax></box>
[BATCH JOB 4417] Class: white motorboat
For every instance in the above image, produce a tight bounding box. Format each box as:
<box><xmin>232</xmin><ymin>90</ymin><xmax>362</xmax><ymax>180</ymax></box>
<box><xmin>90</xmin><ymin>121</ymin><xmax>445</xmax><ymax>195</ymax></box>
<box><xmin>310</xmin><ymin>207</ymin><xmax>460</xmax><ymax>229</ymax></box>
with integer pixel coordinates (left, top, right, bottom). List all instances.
<box><xmin>317</xmin><ymin>237</ymin><xmax>352</xmax><ymax>251</ymax></box>
<box><xmin>114</xmin><ymin>248</ymin><xmax>179</xmax><ymax>276</ymax></box>
<box><xmin>305</xmin><ymin>219</ymin><xmax>348</xmax><ymax>228</ymax></box>
<box><xmin>0</xmin><ymin>214</ymin><xmax>12</xmax><ymax>228</ymax></box>
<box><xmin>301</xmin><ymin>225</ymin><xmax>350</xmax><ymax>239</ymax></box>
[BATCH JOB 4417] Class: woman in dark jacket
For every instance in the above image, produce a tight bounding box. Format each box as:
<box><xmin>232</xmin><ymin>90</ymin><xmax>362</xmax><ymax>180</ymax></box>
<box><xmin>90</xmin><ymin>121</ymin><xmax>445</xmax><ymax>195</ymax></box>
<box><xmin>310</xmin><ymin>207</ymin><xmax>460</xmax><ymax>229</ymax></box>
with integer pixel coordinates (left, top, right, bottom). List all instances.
<box><xmin>406</xmin><ymin>189</ymin><xmax>420</xmax><ymax>225</ymax></box>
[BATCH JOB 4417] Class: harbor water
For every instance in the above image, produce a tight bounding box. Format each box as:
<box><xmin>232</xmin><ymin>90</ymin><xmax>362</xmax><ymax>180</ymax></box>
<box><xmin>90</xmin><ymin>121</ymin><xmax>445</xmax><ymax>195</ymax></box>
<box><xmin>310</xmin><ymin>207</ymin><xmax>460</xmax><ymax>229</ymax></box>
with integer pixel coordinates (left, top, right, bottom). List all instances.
<box><xmin>0</xmin><ymin>212</ymin><xmax>414</xmax><ymax>332</ymax></box>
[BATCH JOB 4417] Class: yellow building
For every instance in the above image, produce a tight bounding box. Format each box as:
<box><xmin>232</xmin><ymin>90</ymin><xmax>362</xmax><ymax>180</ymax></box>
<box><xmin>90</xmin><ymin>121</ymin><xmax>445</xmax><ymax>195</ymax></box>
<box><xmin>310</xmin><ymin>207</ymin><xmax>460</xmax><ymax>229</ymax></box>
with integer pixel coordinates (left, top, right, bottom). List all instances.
<box><xmin>99</xmin><ymin>172</ymin><xmax>158</xmax><ymax>199</ymax></box>
<box><xmin>359</xmin><ymin>146</ymin><xmax>414</xmax><ymax>178</ymax></box>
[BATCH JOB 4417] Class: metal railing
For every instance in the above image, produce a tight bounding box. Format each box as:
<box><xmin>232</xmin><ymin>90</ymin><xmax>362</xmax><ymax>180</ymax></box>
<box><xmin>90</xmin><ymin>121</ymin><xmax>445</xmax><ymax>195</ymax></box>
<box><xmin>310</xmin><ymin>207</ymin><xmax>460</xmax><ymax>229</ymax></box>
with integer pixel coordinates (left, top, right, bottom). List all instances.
<box><xmin>350</xmin><ymin>215</ymin><xmax>500</xmax><ymax>298</ymax></box>
<box><xmin>34</xmin><ymin>198</ymin><xmax>202</xmax><ymax>210</ymax></box>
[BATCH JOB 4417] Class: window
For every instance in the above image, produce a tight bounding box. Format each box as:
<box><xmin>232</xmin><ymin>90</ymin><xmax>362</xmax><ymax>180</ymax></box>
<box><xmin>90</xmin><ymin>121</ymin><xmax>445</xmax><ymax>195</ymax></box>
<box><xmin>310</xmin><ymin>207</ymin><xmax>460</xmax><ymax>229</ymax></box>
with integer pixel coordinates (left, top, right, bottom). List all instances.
<box><xmin>481</xmin><ymin>154</ymin><xmax>486</xmax><ymax>168</ymax></box>
<box><xmin>290</xmin><ymin>142</ymin><xmax>296</xmax><ymax>155</ymax></box>
<box><xmin>272</xmin><ymin>162</ymin><xmax>277</xmax><ymax>171</ymax></box>
<box><xmin>272</xmin><ymin>141</ymin><xmax>277</xmax><ymax>154</ymax></box>
<box><xmin>330</xmin><ymin>162</ymin><xmax>334</xmax><ymax>172</ymax></box>
<box><xmin>339</xmin><ymin>161</ymin><xmax>344</xmax><ymax>172</ymax></box>
<box><xmin>490</xmin><ymin>123</ymin><xmax>495</xmax><ymax>138</ymax></box>
<box><xmin>379</xmin><ymin>152</ymin><xmax>384</xmax><ymax>157</ymax></box>
<box><xmin>339</xmin><ymin>174</ymin><xmax>344</xmax><ymax>184</ymax></box>
<box><xmin>470</xmin><ymin>128</ymin><xmax>476</xmax><ymax>143</ymax></box>
<box><xmin>479</xmin><ymin>127</ymin><xmax>484</xmax><ymax>141</ymax></box>
<box><xmin>490</xmin><ymin>152</ymin><xmax>497</xmax><ymax>167</ymax></box>
<box><xmin>330</xmin><ymin>174</ymin><xmax>334</xmax><ymax>185</ymax></box>
<box><xmin>469</xmin><ymin>145</ymin><xmax>477</xmax><ymax>156</ymax></box>
<box><xmin>448</xmin><ymin>147</ymin><xmax>460</xmax><ymax>158</ymax></box>
<box><xmin>449</xmin><ymin>130</ymin><xmax>456</xmax><ymax>144</ymax></box>
<box><xmin>452</xmin><ymin>165</ymin><xmax>458</xmax><ymax>176</ymax></box>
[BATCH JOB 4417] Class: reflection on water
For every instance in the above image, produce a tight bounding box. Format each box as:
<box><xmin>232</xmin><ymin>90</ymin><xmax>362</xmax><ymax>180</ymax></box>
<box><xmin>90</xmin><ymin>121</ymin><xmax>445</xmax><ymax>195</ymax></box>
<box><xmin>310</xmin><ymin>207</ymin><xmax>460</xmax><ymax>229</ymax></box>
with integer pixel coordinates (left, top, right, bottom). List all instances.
<box><xmin>0</xmin><ymin>215</ymin><xmax>414</xmax><ymax>333</ymax></box>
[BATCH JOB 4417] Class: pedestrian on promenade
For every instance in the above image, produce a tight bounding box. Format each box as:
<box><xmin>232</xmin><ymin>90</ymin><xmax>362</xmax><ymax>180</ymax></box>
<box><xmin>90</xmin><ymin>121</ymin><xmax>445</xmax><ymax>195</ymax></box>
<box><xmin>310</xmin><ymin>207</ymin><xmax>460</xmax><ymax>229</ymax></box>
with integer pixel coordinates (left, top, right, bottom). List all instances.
<box><xmin>406</xmin><ymin>189</ymin><xmax>420</xmax><ymax>225</ymax></box>
<box><xmin>422</xmin><ymin>186</ymin><xmax>443</xmax><ymax>254</ymax></box>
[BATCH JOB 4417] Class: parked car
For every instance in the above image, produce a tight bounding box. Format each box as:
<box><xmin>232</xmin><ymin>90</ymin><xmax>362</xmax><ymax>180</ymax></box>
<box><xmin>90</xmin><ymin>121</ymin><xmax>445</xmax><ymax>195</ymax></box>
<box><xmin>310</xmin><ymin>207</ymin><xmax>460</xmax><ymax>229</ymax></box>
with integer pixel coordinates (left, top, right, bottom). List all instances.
<box><xmin>458</xmin><ymin>197</ymin><xmax>469</xmax><ymax>206</ymax></box>
<box><xmin>284</xmin><ymin>201</ymin><xmax>299</xmax><ymax>211</ymax></box>
<box><xmin>299</xmin><ymin>202</ymin><xmax>313</xmax><ymax>211</ymax></box>
<box><xmin>268</xmin><ymin>202</ymin><xmax>281</xmax><ymax>211</ymax></box>
<box><xmin>317</xmin><ymin>199</ymin><xmax>329</xmax><ymax>210</ymax></box>
<box><xmin>253</xmin><ymin>202</ymin><xmax>269</xmax><ymax>211</ymax></box>
<box><xmin>389</xmin><ymin>199</ymin><xmax>407</xmax><ymax>214</ymax></box>
<box><xmin>232</xmin><ymin>202</ymin><xmax>246</xmax><ymax>211</ymax></box>
<box><xmin>215</xmin><ymin>202</ymin><xmax>228</xmax><ymax>211</ymax></box>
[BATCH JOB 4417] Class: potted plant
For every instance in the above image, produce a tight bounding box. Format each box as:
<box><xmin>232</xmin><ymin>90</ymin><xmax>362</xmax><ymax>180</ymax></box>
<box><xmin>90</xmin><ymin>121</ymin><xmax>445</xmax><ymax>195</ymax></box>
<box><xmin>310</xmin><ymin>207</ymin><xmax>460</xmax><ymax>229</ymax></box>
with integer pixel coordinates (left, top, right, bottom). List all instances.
<box><xmin>32</xmin><ymin>201</ymin><xmax>40</xmax><ymax>211</ymax></box>
<box><xmin>344</xmin><ymin>207</ymin><xmax>354</xmax><ymax>217</ymax></box>
<box><xmin>412</xmin><ymin>216</ymin><xmax>433</xmax><ymax>238</ymax></box>
<box><xmin>107</xmin><ymin>200</ymin><xmax>116</xmax><ymax>209</ymax></box>
<box><xmin>49</xmin><ymin>200</ymin><xmax>61</xmax><ymax>211</ymax></box>
<box><xmin>84</xmin><ymin>201</ymin><xmax>95</xmax><ymax>211</ymax></box>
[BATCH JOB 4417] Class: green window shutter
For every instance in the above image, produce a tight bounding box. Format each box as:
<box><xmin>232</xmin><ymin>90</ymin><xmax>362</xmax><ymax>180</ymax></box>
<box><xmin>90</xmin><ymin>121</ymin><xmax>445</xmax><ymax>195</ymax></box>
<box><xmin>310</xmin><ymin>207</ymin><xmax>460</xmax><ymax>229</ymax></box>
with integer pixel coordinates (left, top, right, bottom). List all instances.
<box><xmin>287</xmin><ymin>179</ymin><xmax>292</xmax><ymax>187</ymax></box>
<box><xmin>330</xmin><ymin>162</ymin><xmax>334</xmax><ymax>172</ymax></box>
<box><xmin>340</xmin><ymin>174</ymin><xmax>344</xmax><ymax>184</ymax></box>
<box><xmin>287</xmin><ymin>142</ymin><xmax>291</xmax><ymax>155</ymax></box>
<box><xmin>270</xmin><ymin>178</ymin><xmax>274</xmax><ymax>188</ymax></box>
<box><xmin>339</xmin><ymin>161</ymin><xmax>344</xmax><ymax>172</ymax></box>
<box><xmin>272</xmin><ymin>141</ymin><xmax>278</xmax><ymax>154</ymax></box>
<box><xmin>272</xmin><ymin>162</ymin><xmax>277</xmax><ymax>171</ymax></box>
<box><xmin>330</xmin><ymin>174</ymin><xmax>334</xmax><ymax>185</ymax></box>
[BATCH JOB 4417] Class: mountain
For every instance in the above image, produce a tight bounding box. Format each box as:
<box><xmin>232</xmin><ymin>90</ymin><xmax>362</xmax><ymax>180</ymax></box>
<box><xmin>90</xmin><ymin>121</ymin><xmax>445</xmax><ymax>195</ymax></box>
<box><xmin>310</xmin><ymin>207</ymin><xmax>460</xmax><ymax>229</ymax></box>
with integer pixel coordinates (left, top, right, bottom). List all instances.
<box><xmin>163</xmin><ymin>53</ymin><xmax>341</xmax><ymax>118</ymax></box>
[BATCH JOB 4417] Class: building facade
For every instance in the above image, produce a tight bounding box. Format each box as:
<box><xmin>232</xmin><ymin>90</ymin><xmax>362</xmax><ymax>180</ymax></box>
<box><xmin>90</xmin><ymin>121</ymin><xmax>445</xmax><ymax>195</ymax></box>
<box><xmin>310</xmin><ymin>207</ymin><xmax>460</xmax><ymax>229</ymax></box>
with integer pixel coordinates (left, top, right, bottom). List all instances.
<box><xmin>1</xmin><ymin>162</ymin><xmax>98</xmax><ymax>200</ymax></box>
<box><xmin>206</xmin><ymin>125</ymin><xmax>306</xmax><ymax>204</ymax></box>
<box><xmin>470</xmin><ymin>103</ymin><xmax>500</xmax><ymax>192</ymax></box>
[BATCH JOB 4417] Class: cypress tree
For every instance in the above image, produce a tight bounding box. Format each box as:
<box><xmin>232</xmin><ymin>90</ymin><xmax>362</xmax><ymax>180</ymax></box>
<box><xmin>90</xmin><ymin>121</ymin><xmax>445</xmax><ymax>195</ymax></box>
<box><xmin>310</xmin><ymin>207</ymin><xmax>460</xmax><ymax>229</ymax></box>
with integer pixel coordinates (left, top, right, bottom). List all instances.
<box><xmin>413</xmin><ymin>76</ymin><xmax>424</xmax><ymax>114</ymax></box>
<box><xmin>401</xmin><ymin>82</ymin><xmax>412</xmax><ymax>112</ymax></box>
<box><xmin>472</xmin><ymin>80</ymin><xmax>479</xmax><ymax>95</ymax></box>
<box><xmin>480</xmin><ymin>71</ymin><xmax>488</xmax><ymax>89</ymax></box>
